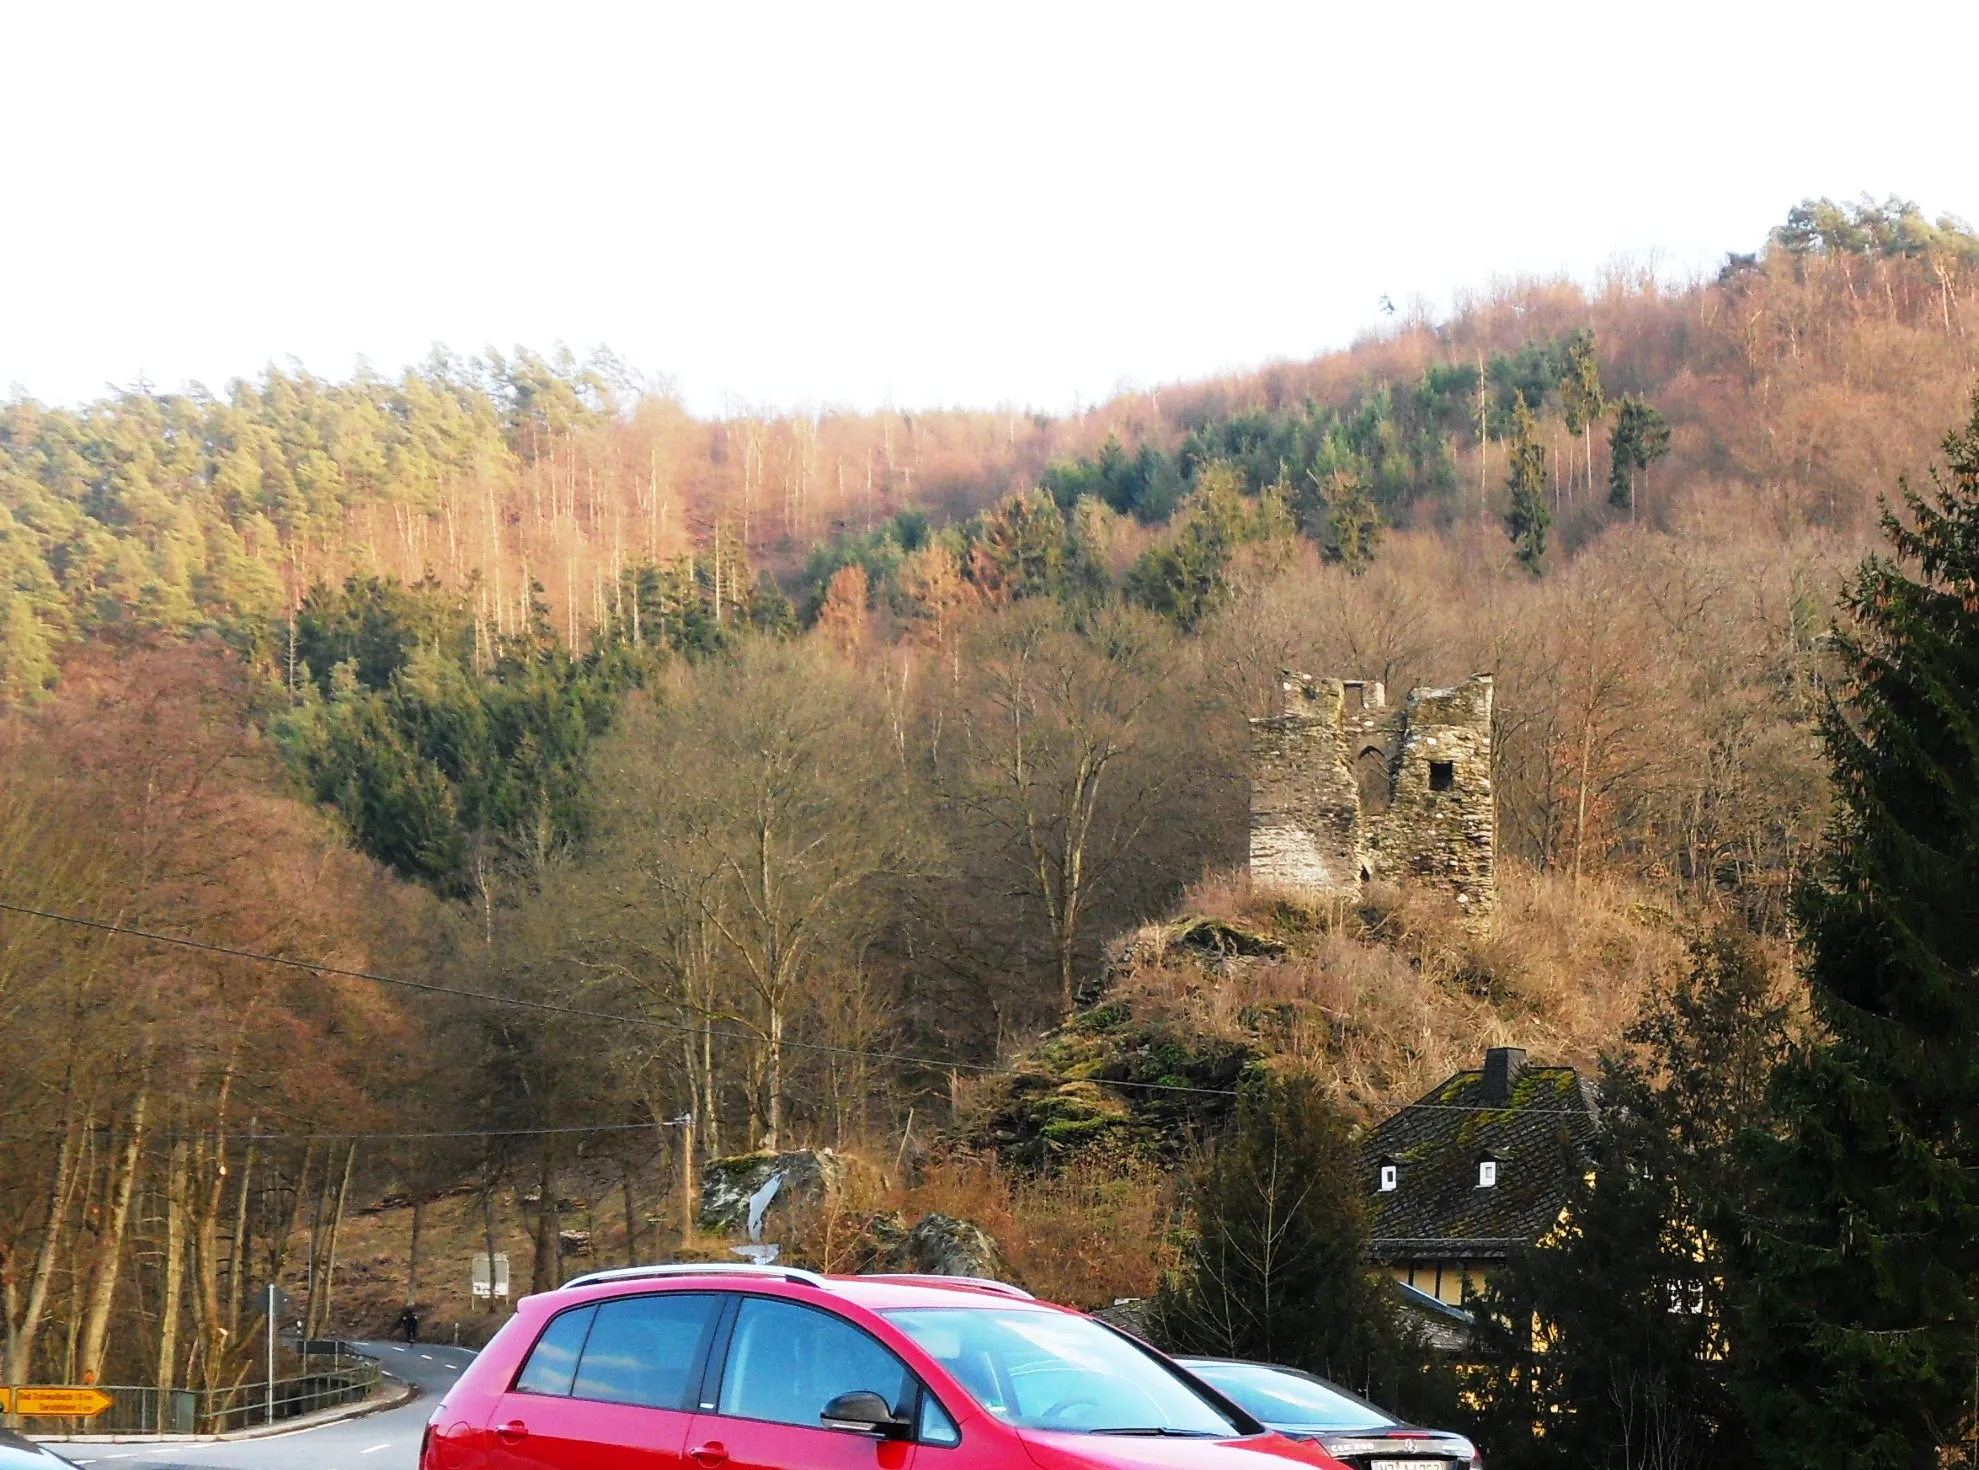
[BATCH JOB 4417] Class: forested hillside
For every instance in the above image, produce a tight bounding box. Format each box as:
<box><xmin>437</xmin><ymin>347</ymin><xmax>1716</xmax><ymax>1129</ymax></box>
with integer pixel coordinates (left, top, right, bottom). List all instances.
<box><xmin>3</xmin><ymin>196</ymin><xmax>1979</xmax><ymax>1435</ymax></box>
<box><xmin>6</xmin><ymin>196</ymin><xmax>1976</xmax><ymax>694</ymax></box>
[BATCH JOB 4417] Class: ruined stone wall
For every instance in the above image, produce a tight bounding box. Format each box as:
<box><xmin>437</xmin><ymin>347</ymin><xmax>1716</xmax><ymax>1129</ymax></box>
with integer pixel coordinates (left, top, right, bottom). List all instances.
<box><xmin>1249</xmin><ymin>673</ymin><xmax>1495</xmax><ymax>914</ymax></box>
<box><xmin>1248</xmin><ymin>677</ymin><xmax>1361</xmax><ymax>896</ymax></box>
<box><xmin>1366</xmin><ymin>677</ymin><xmax>1495</xmax><ymax>914</ymax></box>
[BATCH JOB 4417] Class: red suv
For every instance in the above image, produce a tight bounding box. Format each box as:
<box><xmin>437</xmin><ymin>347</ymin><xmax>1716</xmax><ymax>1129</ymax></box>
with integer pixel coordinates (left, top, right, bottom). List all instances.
<box><xmin>422</xmin><ymin>1264</ymin><xmax>1345</xmax><ymax>1470</ymax></box>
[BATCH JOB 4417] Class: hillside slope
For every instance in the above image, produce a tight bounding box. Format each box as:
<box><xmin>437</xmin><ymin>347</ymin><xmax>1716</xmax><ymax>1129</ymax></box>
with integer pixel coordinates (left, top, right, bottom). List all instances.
<box><xmin>5</xmin><ymin>197</ymin><xmax>1975</xmax><ymax>699</ymax></box>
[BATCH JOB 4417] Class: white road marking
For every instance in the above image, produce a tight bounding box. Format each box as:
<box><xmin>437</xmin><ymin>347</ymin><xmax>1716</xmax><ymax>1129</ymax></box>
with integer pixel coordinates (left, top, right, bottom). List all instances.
<box><xmin>361</xmin><ymin>1445</ymin><xmax>392</xmax><ymax>1454</ymax></box>
<box><xmin>420</xmin><ymin>1354</ymin><xmax>433</xmax><ymax>1360</ymax></box>
<box><xmin>392</xmin><ymin>1345</ymin><xmax>408</xmax><ymax>1352</ymax></box>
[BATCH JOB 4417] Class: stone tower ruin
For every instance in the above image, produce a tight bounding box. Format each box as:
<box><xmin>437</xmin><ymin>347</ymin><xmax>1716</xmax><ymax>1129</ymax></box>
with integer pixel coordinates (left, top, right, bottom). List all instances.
<box><xmin>1249</xmin><ymin>673</ymin><xmax>1496</xmax><ymax>914</ymax></box>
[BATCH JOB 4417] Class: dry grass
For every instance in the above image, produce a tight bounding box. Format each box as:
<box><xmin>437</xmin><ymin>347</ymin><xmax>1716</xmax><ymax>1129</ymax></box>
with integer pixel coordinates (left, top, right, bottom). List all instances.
<box><xmin>1115</xmin><ymin>862</ymin><xmax>1694</xmax><ymax>1119</ymax></box>
<box><xmin>792</xmin><ymin>1151</ymin><xmax>1180</xmax><ymax>1310</ymax></box>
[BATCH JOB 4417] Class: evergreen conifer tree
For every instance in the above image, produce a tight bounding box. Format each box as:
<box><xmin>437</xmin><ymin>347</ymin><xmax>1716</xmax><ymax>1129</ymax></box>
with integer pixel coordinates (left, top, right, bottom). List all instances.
<box><xmin>1559</xmin><ymin>329</ymin><xmax>1606</xmax><ymax>499</ymax></box>
<box><xmin>1466</xmin><ymin>931</ymin><xmax>1785</xmax><ymax>1470</ymax></box>
<box><xmin>1502</xmin><ymin>395</ymin><xmax>1551</xmax><ymax>573</ymax></box>
<box><xmin>0</xmin><ymin>591</ymin><xmax>58</xmax><ymax>703</ymax></box>
<box><xmin>1733</xmin><ymin>390</ymin><xmax>1979</xmax><ymax>1470</ymax></box>
<box><xmin>1607</xmin><ymin>397</ymin><xmax>1671</xmax><ymax>517</ymax></box>
<box><xmin>1154</xmin><ymin>1073</ymin><xmax>1432</xmax><ymax>1407</ymax></box>
<box><xmin>1321</xmin><ymin>469</ymin><xmax>1383</xmax><ymax>575</ymax></box>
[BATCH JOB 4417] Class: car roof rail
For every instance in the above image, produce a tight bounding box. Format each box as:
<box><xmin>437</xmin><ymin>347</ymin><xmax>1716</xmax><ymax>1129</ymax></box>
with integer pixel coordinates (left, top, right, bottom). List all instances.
<box><xmin>855</xmin><ymin>1273</ymin><xmax>1035</xmax><ymax>1300</ymax></box>
<box><xmin>560</xmin><ymin>1262</ymin><xmax>831</xmax><ymax>1291</ymax></box>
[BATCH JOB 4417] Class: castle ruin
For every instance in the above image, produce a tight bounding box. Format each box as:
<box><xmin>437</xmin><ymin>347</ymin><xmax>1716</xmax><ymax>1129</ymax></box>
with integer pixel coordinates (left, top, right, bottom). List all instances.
<box><xmin>1249</xmin><ymin>673</ymin><xmax>1496</xmax><ymax>913</ymax></box>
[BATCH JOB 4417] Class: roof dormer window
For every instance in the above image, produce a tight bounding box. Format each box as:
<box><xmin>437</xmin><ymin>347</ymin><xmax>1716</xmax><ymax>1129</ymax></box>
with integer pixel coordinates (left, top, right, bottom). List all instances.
<box><xmin>1477</xmin><ymin>1154</ymin><xmax>1498</xmax><ymax>1189</ymax></box>
<box><xmin>1378</xmin><ymin>1160</ymin><xmax>1398</xmax><ymax>1193</ymax></box>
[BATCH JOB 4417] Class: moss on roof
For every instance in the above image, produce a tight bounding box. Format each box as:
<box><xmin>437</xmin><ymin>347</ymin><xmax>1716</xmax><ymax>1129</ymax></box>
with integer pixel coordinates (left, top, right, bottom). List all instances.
<box><xmin>1363</xmin><ymin>1062</ymin><xmax>1598</xmax><ymax>1257</ymax></box>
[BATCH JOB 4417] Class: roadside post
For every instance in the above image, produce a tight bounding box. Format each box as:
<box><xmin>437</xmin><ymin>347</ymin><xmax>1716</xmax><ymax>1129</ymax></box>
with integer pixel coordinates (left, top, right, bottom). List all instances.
<box><xmin>263</xmin><ymin>1284</ymin><xmax>292</xmax><ymax>1426</ymax></box>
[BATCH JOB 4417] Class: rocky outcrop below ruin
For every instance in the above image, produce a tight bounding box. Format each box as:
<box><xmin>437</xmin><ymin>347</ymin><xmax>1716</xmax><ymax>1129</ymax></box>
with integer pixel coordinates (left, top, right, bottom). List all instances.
<box><xmin>858</xmin><ymin>1211</ymin><xmax>1009</xmax><ymax>1279</ymax></box>
<box><xmin>967</xmin><ymin>999</ymin><xmax>1253</xmax><ymax>1170</ymax></box>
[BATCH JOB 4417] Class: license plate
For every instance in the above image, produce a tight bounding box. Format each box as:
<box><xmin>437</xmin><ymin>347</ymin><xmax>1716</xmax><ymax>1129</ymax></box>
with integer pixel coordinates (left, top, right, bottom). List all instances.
<box><xmin>1371</xmin><ymin>1461</ymin><xmax>1447</xmax><ymax>1470</ymax></box>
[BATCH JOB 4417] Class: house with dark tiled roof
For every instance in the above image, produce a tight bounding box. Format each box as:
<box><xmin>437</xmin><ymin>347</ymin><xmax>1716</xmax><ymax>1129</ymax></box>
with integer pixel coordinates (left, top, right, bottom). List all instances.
<box><xmin>1361</xmin><ymin>1047</ymin><xmax>1600</xmax><ymax>1308</ymax></box>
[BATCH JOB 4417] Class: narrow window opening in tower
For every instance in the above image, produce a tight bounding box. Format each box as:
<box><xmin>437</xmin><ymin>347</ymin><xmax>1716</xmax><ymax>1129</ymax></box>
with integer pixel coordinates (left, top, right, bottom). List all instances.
<box><xmin>1356</xmin><ymin>747</ymin><xmax>1391</xmax><ymax>814</ymax></box>
<box><xmin>1430</xmin><ymin>760</ymin><xmax>1455</xmax><ymax>792</ymax></box>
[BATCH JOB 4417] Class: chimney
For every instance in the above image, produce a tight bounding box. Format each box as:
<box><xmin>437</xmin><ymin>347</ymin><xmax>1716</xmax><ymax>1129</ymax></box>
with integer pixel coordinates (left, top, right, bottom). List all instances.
<box><xmin>1481</xmin><ymin>1047</ymin><xmax>1527</xmax><ymax>1103</ymax></box>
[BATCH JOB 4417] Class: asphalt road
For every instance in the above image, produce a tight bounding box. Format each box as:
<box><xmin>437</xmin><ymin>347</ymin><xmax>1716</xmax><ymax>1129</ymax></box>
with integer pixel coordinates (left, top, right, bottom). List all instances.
<box><xmin>61</xmin><ymin>1342</ymin><xmax>476</xmax><ymax>1470</ymax></box>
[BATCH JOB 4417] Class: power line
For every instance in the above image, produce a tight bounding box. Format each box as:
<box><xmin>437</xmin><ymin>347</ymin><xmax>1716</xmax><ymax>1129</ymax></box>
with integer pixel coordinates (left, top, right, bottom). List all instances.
<box><xmin>0</xmin><ymin>900</ymin><xmax>1599</xmax><ymax>1118</ymax></box>
<box><xmin>0</xmin><ymin>1119</ymin><xmax>679</xmax><ymax>1144</ymax></box>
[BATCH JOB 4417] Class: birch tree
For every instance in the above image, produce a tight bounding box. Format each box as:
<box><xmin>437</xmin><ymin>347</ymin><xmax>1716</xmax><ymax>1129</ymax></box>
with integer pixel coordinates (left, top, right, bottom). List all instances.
<box><xmin>596</xmin><ymin>640</ymin><xmax>916</xmax><ymax>1151</ymax></box>
<box><xmin>951</xmin><ymin>602</ymin><xmax>1176</xmax><ymax>1018</ymax></box>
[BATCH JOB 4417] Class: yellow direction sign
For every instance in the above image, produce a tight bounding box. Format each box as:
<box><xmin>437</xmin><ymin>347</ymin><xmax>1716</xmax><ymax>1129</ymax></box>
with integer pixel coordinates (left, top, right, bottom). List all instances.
<box><xmin>5</xmin><ymin>1387</ymin><xmax>116</xmax><ymax>1417</ymax></box>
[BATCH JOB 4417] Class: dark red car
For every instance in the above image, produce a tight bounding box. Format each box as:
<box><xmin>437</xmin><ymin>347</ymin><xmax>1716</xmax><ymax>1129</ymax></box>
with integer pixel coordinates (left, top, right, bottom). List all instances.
<box><xmin>422</xmin><ymin>1264</ymin><xmax>1347</xmax><ymax>1470</ymax></box>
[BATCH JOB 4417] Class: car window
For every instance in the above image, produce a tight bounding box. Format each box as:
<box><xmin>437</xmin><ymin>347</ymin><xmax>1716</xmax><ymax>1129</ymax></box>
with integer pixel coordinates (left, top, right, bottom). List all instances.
<box><xmin>572</xmin><ymin>1293</ymin><xmax>725</xmax><ymax>1410</ymax></box>
<box><xmin>514</xmin><ymin>1305</ymin><xmax>597</xmax><ymax>1396</ymax></box>
<box><xmin>1183</xmin><ymin>1362</ymin><xmax>1393</xmax><ymax>1431</ymax></box>
<box><xmin>718</xmin><ymin>1297</ymin><xmax>915</xmax><ymax>1430</ymax></box>
<box><xmin>886</xmin><ymin>1308</ymin><xmax>1238</xmax><ymax>1436</ymax></box>
<box><xmin>918</xmin><ymin>1393</ymin><xmax>961</xmax><ymax>1448</ymax></box>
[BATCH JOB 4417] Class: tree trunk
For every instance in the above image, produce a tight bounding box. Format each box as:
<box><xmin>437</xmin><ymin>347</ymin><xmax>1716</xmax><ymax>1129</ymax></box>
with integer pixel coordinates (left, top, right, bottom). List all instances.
<box><xmin>679</xmin><ymin>1114</ymin><xmax>698</xmax><ymax>1244</ymax></box>
<box><xmin>621</xmin><ymin>1167</ymin><xmax>638</xmax><ymax>1268</ymax></box>
<box><xmin>303</xmin><ymin>1162</ymin><xmax>326</xmax><ymax>1336</ymax></box>
<box><xmin>267</xmin><ymin>1143</ymin><xmax>313</xmax><ymax>1291</ymax></box>
<box><xmin>158</xmin><ymin>1137</ymin><xmax>190</xmax><ymax>1392</ymax></box>
<box><xmin>699</xmin><ymin>1017</ymin><xmax>721</xmax><ymax>1159</ymax></box>
<box><xmin>765</xmin><ymin>1004</ymin><xmax>785</xmax><ymax>1152</ymax></box>
<box><xmin>1572</xmin><ymin>711</ymin><xmax>1596</xmax><ymax>893</ymax></box>
<box><xmin>78</xmin><ymin>1090</ymin><xmax>148</xmax><ymax>1384</ymax></box>
<box><xmin>4</xmin><ymin>1106</ymin><xmax>82</xmax><ymax>1384</ymax></box>
<box><xmin>193</xmin><ymin>1132</ymin><xmax>231</xmax><ymax>1391</ymax></box>
<box><xmin>480</xmin><ymin>1180</ymin><xmax>500</xmax><ymax>1317</ymax></box>
<box><xmin>530</xmin><ymin>1152</ymin><xmax>561</xmax><ymax>1294</ymax></box>
<box><xmin>308</xmin><ymin>1146</ymin><xmax>355</xmax><ymax>1339</ymax></box>
<box><xmin>225</xmin><ymin>1131</ymin><xmax>256</xmax><ymax>1345</ymax></box>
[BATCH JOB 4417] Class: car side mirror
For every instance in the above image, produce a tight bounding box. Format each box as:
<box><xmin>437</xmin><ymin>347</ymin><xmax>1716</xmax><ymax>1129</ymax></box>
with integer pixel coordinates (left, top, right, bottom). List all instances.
<box><xmin>821</xmin><ymin>1390</ymin><xmax>910</xmax><ymax>1439</ymax></box>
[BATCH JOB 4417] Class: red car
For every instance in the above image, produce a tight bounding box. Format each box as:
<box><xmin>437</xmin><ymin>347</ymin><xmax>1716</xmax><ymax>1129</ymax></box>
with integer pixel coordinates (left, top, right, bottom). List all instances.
<box><xmin>422</xmin><ymin>1264</ymin><xmax>1346</xmax><ymax>1470</ymax></box>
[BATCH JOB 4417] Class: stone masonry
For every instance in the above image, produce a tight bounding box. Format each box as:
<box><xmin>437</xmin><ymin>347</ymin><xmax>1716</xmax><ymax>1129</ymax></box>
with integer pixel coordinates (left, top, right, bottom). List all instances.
<box><xmin>1249</xmin><ymin>673</ymin><xmax>1496</xmax><ymax>914</ymax></box>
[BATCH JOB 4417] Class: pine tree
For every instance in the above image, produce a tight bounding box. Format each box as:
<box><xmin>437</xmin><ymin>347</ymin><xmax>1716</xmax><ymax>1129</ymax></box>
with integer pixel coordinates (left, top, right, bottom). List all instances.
<box><xmin>967</xmin><ymin>487</ymin><xmax>1067</xmax><ymax>604</ymax></box>
<box><xmin>1125</xmin><ymin>463</ymin><xmax>1292</xmax><ymax>630</ymax></box>
<box><xmin>1502</xmin><ymin>395</ymin><xmax>1551</xmax><ymax>574</ymax></box>
<box><xmin>0</xmin><ymin>591</ymin><xmax>58</xmax><ymax>703</ymax></box>
<box><xmin>1467</xmin><ymin>931</ymin><xmax>1785</xmax><ymax>1470</ymax></box>
<box><xmin>1154</xmin><ymin>1073</ymin><xmax>1419</xmax><ymax>1401</ymax></box>
<box><xmin>1733</xmin><ymin>389</ymin><xmax>1979</xmax><ymax>1470</ymax></box>
<box><xmin>1608</xmin><ymin>396</ymin><xmax>1671</xmax><ymax>517</ymax></box>
<box><xmin>1558</xmin><ymin>329</ymin><xmax>1606</xmax><ymax>499</ymax></box>
<box><xmin>1320</xmin><ymin>469</ymin><xmax>1383</xmax><ymax>575</ymax></box>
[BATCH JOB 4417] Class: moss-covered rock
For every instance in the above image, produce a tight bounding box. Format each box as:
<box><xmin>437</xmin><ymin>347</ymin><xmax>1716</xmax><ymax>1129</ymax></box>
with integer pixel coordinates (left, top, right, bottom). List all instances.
<box><xmin>971</xmin><ymin>999</ymin><xmax>1253</xmax><ymax>1169</ymax></box>
<box><xmin>902</xmin><ymin>1214</ymin><xmax>1007</xmax><ymax>1279</ymax></box>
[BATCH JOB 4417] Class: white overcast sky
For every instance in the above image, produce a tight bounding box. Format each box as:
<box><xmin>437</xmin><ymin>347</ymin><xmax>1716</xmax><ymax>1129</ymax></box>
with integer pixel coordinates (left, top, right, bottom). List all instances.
<box><xmin>3</xmin><ymin>0</ymin><xmax>1974</xmax><ymax>416</ymax></box>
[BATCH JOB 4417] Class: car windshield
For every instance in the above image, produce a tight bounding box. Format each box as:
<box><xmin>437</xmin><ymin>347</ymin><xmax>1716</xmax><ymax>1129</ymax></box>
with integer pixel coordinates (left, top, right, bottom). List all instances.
<box><xmin>1180</xmin><ymin>1361</ymin><xmax>1394</xmax><ymax>1431</ymax></box>
<box><xmin>885</xmin><ymin>1308</ymin><xmax>1242</xmax><ymax>1437</ymax></box>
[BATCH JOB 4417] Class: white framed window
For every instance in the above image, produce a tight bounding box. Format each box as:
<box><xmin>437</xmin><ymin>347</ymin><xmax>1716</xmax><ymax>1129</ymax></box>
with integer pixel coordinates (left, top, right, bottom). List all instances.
<box><xmin>1478</xmin><ymin>1158</ymin><xmax>1498</xmax><ymax>1188</ymax></box>
<box><xmin>1378</xmin><ymin>1163</ymin><xmax>1398</xmax><ymax>1192</ymax></box>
